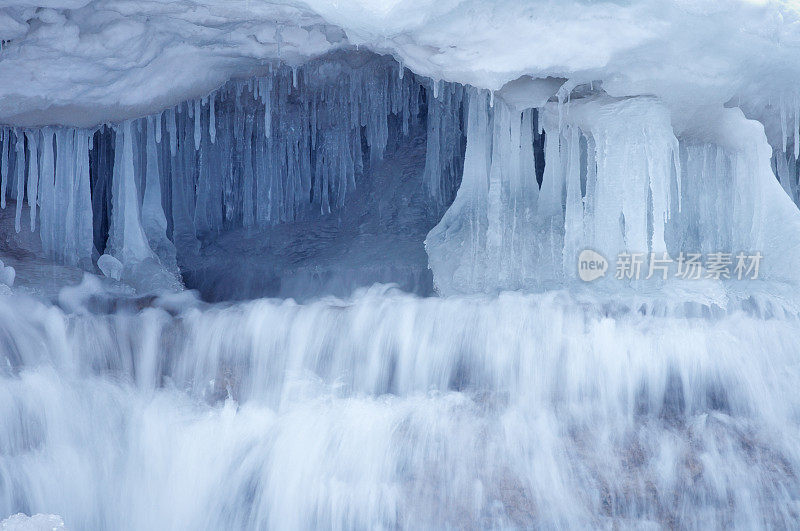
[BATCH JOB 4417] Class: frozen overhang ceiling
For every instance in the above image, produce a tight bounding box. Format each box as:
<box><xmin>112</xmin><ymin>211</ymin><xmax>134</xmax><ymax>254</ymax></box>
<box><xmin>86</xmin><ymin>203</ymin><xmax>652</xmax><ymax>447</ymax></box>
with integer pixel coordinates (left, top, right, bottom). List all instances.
<box><xmin>1</xmin><ymin>0</ymin><xmax>800</xmax><ymax>128</ymax></box>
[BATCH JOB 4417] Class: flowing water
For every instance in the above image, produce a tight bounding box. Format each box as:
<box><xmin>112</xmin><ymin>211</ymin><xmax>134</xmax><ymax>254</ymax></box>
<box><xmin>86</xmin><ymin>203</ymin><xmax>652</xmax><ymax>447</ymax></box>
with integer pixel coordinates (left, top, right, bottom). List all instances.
<box><xmin>1</xmin><ymin>285</ymin><xmax>799</xmax><ymax>529</ymax></box>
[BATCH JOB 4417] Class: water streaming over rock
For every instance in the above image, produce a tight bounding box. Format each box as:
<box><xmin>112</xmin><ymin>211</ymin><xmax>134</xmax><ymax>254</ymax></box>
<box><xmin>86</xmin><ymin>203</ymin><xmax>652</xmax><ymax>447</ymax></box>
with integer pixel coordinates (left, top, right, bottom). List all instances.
<box><xmin>1</xmin><ymin>287</ymin><xmax>799</xmax><ymax>529</ymax></box>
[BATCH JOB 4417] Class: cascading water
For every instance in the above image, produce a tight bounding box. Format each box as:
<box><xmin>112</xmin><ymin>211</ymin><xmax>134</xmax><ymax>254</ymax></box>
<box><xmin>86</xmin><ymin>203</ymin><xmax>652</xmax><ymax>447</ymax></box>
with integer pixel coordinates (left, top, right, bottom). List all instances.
<box><xmin>1</xmin><ymin>42</ymin><xmax>800</xmax><ymax>531</ymax></box>
<box><xmin>1</xmin><ymin>287</ymin><xmax>800</xmax><ymax>528</ymax></box>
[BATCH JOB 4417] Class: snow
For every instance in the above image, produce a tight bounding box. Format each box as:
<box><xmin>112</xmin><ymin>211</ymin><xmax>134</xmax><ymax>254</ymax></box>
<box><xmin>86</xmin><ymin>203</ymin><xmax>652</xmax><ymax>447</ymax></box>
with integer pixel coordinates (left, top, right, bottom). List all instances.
<box><xmin>0</xmin><ymin>0</ymin><xmax>798</xmax><ymax>136</ymax></box>
<box><xmin>1</xmin><ymin>514</ymin><xmax>65</xmax><ymax>531</ymax></box>
<box><xmin>0</xmin><ymin>0</ymin><xmax>344</xmax><ymax>128</ymax></box>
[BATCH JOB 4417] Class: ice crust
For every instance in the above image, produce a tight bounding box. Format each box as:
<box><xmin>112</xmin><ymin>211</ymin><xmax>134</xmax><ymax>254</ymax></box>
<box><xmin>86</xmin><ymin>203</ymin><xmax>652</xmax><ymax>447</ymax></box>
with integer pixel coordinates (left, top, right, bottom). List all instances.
<box><xmin>1</xmin><ymin>1</ymin><xmax>800</xmax><ymax>133</ymax></box>
<box><xmin>1</xmin><ymin>514</ymin><xmax>65</xmax><ymax>531</ymax></box>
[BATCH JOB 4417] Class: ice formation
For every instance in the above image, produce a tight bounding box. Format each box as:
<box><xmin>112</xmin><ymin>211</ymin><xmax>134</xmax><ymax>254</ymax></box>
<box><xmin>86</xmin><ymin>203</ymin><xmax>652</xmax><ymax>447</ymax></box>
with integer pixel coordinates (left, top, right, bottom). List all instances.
<box><xmin>2</xmin><ymin>1</ymin><xmax>799</xmax><ymax>131</ymax></box>
<box><xmin>427</xmin><ymin>91</ymin><xmax>800</xmax><ymax>299</ymax></box>
<box><xmin>0</xmin><ymin>54</ymin><xmax>465</xmax><ymax>294</ymax></box>
<box><xmin>0</xmin><ymin>513</ymin><xmax>66</xmax><ymax>531</ymax></box>
<box><xmin>2</xmin><ymin>0</ymin><xmax>800</xmax><ymax>529</ymax></box>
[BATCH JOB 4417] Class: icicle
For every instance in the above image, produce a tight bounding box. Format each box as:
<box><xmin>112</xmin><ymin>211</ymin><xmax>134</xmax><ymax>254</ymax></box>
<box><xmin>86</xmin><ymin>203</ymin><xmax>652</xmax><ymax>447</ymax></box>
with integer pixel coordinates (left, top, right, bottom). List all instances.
<box><xmin>538</xmin><ymin>119</ymin><xmax>564</xmax><ymax>220</ymax></box>
<box><xmin>794</xmin><ymin>94</ymin><xmax>799</xmax><ymax>160</ymax></box>
<box><xmin>54</xmin><ymin>129</ymin><xmax>72</xmax><ymax>262</ymax></box>
<box><xmin>72</xmin><ymin>130</ymin><xmax>93</xmax><ymax>265</ymax></box>
<box><xmin>107</xmin><ymin>120</ymin><xmax>155</xmax><ymax>265</ymax></box>
<box><xmin>194</xmin><ymin>99</ymin><xmax>202</xmax><ymax>150</ymax></box>
<box><xmin>38</xmin><ymin>128</ymin><xmax>55</xmax><ymax>257</ymax></box>
<box><xmin>781</xmin><ymin>96</ymin><xmax>788</xmax><ymax>153</ymax></box>
<box><xmin>423</xmin><ymin>94</ymin><xmax>442</xmax><ymax>200</ymax></box>
<box><xmin>673</xmin><ymin>136</ymin><xmax>682</xmax><ymax>214</ymax></box>
<box><xmin>583</xmin><ymin>135</ymin><xmax>598</xmax><ymax>246</ymax></box>
<box><xmin>167</xmin><ymin>109</ymin><xmax>177</xmax><ymax>157</ymax></box>
<box><xmin>519</xmin><ymin>109</ymin><xmax>539</xmax><ymax>208</ymax></box>
<box><xmin>485</xmin><ymin>101</ymin><xmax>518</xmax><ymax>285</ymax></box>
<box><xmin>155</xmin><ymin>112</ymin><xmax>162</xmax><ymax>143</ymax></box>
<box><xmin>142</xmin><ymin>116</ymin><xmax>176</xmax><ymax>271</ymax></box>
<box><xmin>563</xmin><ymin>127</ymin><xmax>583</xmax><ymax>275</ymax></box>
<box><xmin>1</xmin><ymin>129</ymin><xmax>8</xmax><ymax>209</ymax></box>
<box><xmin>243</xmin><ymin>115</ymin><xmax>255</xmax><ymax>229</ymax></box>
<box><xmin>14</xmin><ymin>132</ymin><xmax>25</xmax><ymax>233</ymax></box>
<box><xmin>209</xmin><ymin>95</ymin><xmax>216</xmax><ymax>144</ymax></box>
<box><xmin>26</xmin><ymin>131</ymin><xmax>38</xmax><ymax>232</ymax></box>
<box><xmin>264</xmin><ymin>81</ymin><xmax>271</xmax><ymax>138</ymax></box>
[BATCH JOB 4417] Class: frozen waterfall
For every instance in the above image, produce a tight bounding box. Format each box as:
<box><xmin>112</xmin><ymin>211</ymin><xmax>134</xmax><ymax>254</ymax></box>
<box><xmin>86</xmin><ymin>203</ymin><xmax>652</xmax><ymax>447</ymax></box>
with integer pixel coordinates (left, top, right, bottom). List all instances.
<box><xmin>0</xmin><ymin>53</ymin><xmax>466</xmax><ymax>298</ymax></box>
<box><xmin>1</xmin><ymin>34</ymin><xmax>800</xmax><ymax>530</ymax></box>
<box><xmin>427</xmin><ymin>91</ymin><xmax>800</xmax><ymax>300</ymax></box>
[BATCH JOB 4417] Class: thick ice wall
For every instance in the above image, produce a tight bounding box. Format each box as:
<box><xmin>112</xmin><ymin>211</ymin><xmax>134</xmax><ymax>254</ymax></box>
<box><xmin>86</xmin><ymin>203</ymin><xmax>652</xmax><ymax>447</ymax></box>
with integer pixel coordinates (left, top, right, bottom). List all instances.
<box><xmin>428</xmin><ymin>91</ymin><xmax>800</xmax><ymax>301</ymax></box>
<box><xmin>671</xmin><ymin>105</ymin><xmax>800</xmax><ymax>289</ymax></box>
<box><xmin>425</xmin><ymin>91</ymin><xmax>542</xmax><ymax>294</ymax></box>
<box><xmin>427</xmin><ymin>94</ymin><xmax>680</xmax><ymax>294</ymax></box>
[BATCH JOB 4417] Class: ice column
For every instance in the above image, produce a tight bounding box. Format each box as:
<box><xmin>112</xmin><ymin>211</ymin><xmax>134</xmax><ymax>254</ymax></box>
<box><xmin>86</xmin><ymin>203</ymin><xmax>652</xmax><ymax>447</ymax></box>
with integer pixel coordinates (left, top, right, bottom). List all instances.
<box><xmin>427</xmin><ymin>94</ymin><xmax>682</xmax><ymax>294</ymax></box>
<box><xmin>427</xmin><ymin>90</ymin><xmax>542</xmax><ymax>294</ymax></box>
<box><xmin>106</xmin><ymin>121</ymin><xmax>156</xmax><ymax>265</ymax></box>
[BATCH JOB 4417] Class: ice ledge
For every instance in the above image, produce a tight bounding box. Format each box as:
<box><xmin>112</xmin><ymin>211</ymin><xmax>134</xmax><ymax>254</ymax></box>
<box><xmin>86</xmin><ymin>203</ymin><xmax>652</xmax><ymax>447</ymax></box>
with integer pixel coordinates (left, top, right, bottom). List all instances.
<box><xmin>1</xmin><ymin>1</ymin><xmax>800</xmax><ymax>128</ymax></box>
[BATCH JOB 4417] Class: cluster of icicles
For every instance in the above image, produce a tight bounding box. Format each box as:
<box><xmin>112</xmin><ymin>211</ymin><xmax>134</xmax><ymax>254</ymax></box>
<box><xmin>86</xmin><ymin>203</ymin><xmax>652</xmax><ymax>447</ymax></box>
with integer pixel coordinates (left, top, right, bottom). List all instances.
<box><xmin>426</xmin><ymin>89</ymin><xmax>800</xmax><ymax>295</ymax></box>
<box><xmin>774</xmin><ymin>95</ymin><xmax>800</xmax><ymax>205</ymax></box>
<box><xmin>0</xmin><ymin>54</ymin><xmax>466</xmax><ymax>274</ymax></box>
<box><xmin>4</xmin><ymin>53</ymin><xmax>800</xmax><ymax>296</ymax></box>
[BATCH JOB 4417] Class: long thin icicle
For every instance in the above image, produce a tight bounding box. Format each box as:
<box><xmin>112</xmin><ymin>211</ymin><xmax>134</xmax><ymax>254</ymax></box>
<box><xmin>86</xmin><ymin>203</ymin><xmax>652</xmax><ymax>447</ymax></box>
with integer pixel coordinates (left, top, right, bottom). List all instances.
<box><xmin>26</xmin><ymin>131</ymin><xmax>39</xmax><ymax>231</ymax></box>
<box><xmin>14</xmin><ymin>132</ymin><xmax>25</xmax><ymax>232</ymax></box>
